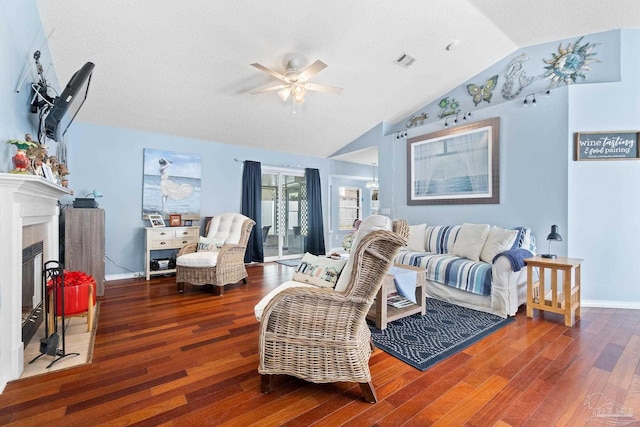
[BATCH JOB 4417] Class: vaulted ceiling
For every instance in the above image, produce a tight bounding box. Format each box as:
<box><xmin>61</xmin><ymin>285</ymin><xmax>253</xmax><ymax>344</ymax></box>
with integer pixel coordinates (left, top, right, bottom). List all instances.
<box><xmin>36</xmin><ymin>1</ymin><xmax>639</xmax><ymax>161</ymax></box>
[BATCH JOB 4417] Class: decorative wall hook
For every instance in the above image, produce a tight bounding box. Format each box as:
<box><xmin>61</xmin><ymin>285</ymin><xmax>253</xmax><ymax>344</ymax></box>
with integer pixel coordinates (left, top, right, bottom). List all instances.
<box><xmin>395</xmin><ymin>130</ymin><xmax>408</xmax><ymax>140</ymax></box>
<box><xmin>443</xmin><ymin>112</ymin><xmax>471</xmax><ymax>127</ymax></box>
<box><xmin>523</xmin><ymin>90</ymin><xmax>551</xmax><ymax>107</ymax></box>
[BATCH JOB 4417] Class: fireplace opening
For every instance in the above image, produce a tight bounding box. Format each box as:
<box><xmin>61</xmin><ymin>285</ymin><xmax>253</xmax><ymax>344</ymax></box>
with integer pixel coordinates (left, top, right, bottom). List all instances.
<box><xmin>22</xmin><ymin>241</ymin><xmax>44</xmax><ymax>347</ymax></box>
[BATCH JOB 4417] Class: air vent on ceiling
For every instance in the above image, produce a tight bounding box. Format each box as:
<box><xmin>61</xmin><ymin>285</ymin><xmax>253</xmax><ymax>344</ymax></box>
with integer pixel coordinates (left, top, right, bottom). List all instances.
<box><xmin>394</xmin><ymin>53</ymin><xmax>416</xmax><ymax>68</ymax></box>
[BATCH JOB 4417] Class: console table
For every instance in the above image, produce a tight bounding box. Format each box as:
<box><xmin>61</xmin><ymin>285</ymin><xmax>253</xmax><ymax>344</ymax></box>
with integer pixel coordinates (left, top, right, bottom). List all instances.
<box><xmin>144</xmin><ymin>226</ymin><xmax>199</xmax><ymax>280</ymax></box>
<box><xmin>525</xmin><ymin>255</ymin><xmax>583</xmax><ymax>327</ymax></box>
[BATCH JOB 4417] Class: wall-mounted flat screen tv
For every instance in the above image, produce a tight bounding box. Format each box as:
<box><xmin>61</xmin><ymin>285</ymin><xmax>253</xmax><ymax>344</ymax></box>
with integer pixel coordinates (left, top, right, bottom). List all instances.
<box><xmin>45</xmin><ymin>62</ymin><xmax>95</xmax><ymax>142</ymax></box>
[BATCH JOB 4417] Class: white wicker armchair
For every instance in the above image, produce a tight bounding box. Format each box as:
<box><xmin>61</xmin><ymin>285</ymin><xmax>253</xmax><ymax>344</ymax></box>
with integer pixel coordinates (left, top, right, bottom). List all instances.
<box><xmin>176</xmin><ymin>213</ymin><xmax>255</xmax><ymax>295</ymax></box>
<box><xmin>258</xmin><ymin>218</ymin><xmax>409</xmax><ymax>403</ymax></box>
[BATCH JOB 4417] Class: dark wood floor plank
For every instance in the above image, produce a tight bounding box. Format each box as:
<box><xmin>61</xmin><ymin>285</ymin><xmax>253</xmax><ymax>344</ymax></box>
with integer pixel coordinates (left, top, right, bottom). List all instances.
<box><xmin>0</xmin><ymin>264</ymin><xmax>638</xmax><ymax>426</ymax></box>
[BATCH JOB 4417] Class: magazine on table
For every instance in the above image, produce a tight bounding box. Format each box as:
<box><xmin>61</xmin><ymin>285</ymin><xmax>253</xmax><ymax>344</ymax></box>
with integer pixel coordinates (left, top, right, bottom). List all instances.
<box><xmin>387</xmin><ymin>292</ymin><xmax>415</xmax><ymax>308</ymax></box>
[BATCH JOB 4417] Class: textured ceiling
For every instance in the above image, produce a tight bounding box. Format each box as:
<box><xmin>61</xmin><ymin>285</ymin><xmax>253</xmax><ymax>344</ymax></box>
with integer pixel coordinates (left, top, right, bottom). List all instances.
<box><xmin>35</xmin><ymin>0</ymin><xmax>639</xmax><ymax>162</ymax></box>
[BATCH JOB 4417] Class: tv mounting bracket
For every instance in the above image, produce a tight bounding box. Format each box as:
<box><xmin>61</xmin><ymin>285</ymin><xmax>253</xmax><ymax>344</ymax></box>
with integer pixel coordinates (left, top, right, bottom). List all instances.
<box><xmin>30</xmin><ymin>50</ymin><xmax>55</xmax><ymax>113</ymax></box>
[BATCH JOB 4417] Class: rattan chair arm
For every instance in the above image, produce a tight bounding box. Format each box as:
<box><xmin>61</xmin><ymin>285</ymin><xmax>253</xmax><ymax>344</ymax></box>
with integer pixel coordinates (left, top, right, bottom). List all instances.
<box><xmin>177</xmin><ymin>243</ymin><xmax>198</xmax><ymax>256</ymax></box>
<box><xmin>260</xmin><ymin>286</ymin><xmax>370</xmax><ymax>337</ymax></box>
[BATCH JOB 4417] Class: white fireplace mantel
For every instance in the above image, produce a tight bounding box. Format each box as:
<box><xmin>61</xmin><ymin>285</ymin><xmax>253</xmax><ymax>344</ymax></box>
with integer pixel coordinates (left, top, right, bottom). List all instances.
<box><xmin>0</xmin><ymin>173</ymin><xmax>70</xmax><ymax>393</ymax></box>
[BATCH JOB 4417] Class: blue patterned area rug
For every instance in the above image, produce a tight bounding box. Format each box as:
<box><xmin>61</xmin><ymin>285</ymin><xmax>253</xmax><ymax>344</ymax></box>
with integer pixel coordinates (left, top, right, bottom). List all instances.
<box><xmin>369</xmin><ymin>299</ymin><xmax>515</xmax><ymax>371</ymax></box>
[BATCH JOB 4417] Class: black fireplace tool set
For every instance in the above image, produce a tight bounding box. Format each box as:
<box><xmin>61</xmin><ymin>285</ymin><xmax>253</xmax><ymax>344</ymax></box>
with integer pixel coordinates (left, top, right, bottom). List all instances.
<box><xmin>29</xmin><ymin>260</ymin><xmax>79</xmax><ymax>368</ymax></box>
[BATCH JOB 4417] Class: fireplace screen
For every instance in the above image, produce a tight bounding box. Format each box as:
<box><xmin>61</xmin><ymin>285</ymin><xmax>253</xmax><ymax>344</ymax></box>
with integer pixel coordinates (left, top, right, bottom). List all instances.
<box><xmin>22</xmin><ymin>241</ymin><xmax>44</xmax><ymax>346</ymax></box>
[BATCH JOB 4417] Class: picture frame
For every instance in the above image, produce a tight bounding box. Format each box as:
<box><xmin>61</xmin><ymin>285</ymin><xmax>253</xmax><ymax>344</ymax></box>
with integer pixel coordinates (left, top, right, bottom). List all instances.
<box><xmin>574</xmin><ymin>131</ymin><xmax>640</xmax><ymax>161</ymax></box>
<box><xmin>169</xmin><ymin>214</ymin><xmax>182</xmax><ymax>227</ymax></box>
<box><xmin>407</xmin><ymin>117</ymin><xmax>500</xmax><ymax>205</ymax></box>
<box><xmin>148</xmin><ymin>213</ymin><xmax>165</xmax><ymax>228</ymax></box>
<box><xmin>183</xmin><ymin>219</ymin><xmax>193</xmax><ymax>226</ymax></box>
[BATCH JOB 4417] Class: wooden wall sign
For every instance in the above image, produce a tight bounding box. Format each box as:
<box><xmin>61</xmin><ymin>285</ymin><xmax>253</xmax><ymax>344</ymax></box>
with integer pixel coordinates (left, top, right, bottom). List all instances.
<box><xmin>575</xmin><ymin>131</ymin><xmax>640</xmax><ymax>161</ymax></box>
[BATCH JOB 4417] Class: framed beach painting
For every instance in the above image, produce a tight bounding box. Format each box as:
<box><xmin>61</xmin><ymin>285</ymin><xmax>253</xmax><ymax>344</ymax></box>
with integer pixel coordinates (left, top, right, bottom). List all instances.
<box><xmin>142</xmin><ymin>148</ymin><xmax>201</xmax><ymax>220</ymax></box>
<box><xmin>407</xmin><ymin>117</ymin><xmax>500</xmax><ymax>205</ymax></box>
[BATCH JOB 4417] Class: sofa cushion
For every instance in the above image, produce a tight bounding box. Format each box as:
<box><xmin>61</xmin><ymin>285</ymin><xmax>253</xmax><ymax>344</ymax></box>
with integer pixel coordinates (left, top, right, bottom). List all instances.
<box><xmin>480</xmin><ymin>227</ymin><xmax>519</xmax><ymax>263</ymax></box>
<box><xmin>452</xmin><ymin>223</ymin><xmax>491</xmax><ymax>261</ymax></box>
<box><xmin>197</xmin><ymin>236</ymin><xmax>224</xmax><ymax>252</ymax></box>
<box><xmin>254</xmin><ymin>280</ymin><xmax>315</xmax><ymax>321</ymax></box>
<box><xmin>206</xmin><ymin>213</ymin><xmax>249</xmax><ymax>245</ymax></box>
<box><xmin>292</xmin><ymin>253</ymin><xmax>347</xmax><ymax>288</ymax></box>
<box><xmin>512</xmin><ymin>226</ymin><xmax>535</xmax><ymax>252</ymax></box>
<box><xmin>395</xmin><ymin>252</ymin><xmax>493</xmax><ymax>296</ymax></box>
<box><xmin>176</xmin><ymin>250</ymin><xmax>219</xmax><ymax>268</ymax></box>
<box><xmin>425</xmin><ymin>225</ymin><xmax>460</xmax><ymax>254</ymax></box>
<box><xmin>406</xmin><ymin>223</ymin><xmax>427</xmax><ymax>252</ymax></box>
<box><xmin>334</xmin><ymin>214</ymin><xmax>393</xmax><ymax>292</ymax></box>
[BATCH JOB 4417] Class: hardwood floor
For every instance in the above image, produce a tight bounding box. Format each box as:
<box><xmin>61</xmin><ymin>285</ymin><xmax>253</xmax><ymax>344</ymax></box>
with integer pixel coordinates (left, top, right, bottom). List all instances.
<box><xmin>1</xmin><ymin>263</ymin><xmax>639</xmax><ymax>426</ymax></box>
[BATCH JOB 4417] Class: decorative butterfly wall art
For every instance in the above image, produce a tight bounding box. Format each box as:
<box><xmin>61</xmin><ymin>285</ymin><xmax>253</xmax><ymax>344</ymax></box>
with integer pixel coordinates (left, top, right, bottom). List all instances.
<box><xmin>467</xmin><ymin>75</ymin><xmax>499</xmax><ymax>106</ymax></box>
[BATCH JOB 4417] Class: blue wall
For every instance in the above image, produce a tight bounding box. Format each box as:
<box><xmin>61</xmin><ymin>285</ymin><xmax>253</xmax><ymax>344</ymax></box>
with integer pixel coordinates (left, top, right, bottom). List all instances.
<box><xmin>0</xmin><ymin>0</ymin><xmax>59</xmax><ymax>171</ymax></box>
<box><xmin>568</xmin><ymin>29</ymin><xmax>640</xmax><ymax>306</ymax></box>
<box><xmin>65</xmin><ymin>123</ymin><xmax>343</xmax><ymax>277</ymax></box>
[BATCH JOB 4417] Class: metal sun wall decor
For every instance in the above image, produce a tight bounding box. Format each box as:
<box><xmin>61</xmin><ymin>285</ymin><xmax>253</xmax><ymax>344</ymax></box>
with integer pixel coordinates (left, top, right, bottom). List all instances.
<box><xmin>542</xmin><ymin>36</ymin><xmax>601</xmax><ymax>88</ymax></box>
<box><xmin>467</xmin><ymin>75</ymin><xmax>498</xmax><ymax>106</ymax></box>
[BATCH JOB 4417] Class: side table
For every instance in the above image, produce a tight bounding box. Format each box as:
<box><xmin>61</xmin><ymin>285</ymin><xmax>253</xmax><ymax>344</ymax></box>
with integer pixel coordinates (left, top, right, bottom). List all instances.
<box><xmin>525</xmin><ymin>255</ymin><xmax>583</xmax><ymax>327</ymax></box>
<box><xmin>367</xmin><ymin>264</ymin><xmax>426</xmax><ymax>330</ymax></box>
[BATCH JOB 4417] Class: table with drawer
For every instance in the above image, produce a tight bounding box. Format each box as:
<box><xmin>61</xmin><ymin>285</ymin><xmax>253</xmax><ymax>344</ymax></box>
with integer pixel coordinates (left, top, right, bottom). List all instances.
<box><xmin>144</xmin><ymin>226</ymin><xmax>199</xmax><ymax>280</ymax></box>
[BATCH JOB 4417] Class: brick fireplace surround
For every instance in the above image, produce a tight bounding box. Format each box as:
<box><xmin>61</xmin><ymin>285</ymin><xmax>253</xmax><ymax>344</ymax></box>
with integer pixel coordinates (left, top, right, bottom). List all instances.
<box><xmin>0</xmin><ymin>173</ymin><xmax>70</xmax><ymax>393</ymax></box>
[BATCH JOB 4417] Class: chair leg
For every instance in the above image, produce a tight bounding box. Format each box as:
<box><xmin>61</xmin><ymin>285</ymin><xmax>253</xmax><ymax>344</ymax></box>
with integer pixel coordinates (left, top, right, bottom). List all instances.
<box><xmin>359</xmin><ymin>381</ymin><xmax>378</xmax><ymax>403</ymax></box>
<box><xmin>242</xmin><ymin>277</ymin><xmax>248</xmax><ymax>284</ymax></box>
<box><xmin>261</xmin><ymin>374</ymin><xmax>273</xmax><ymax>394</ymax></box>
<box><xmin>177</xmin><ymin>283</ymin><xmax>184</xmax><ymax>293</ymax></box>
<box><xmin>214</xmin><ymin>286</ymin><xmax>223</xmax><ymax>296</ymax></box>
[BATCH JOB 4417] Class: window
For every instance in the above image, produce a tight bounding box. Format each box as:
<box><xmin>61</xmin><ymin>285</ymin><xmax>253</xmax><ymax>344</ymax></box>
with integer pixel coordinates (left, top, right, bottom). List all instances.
<box><xmin>339</xmin><ymin>186</ymin><xmax>361</xmax><ymax>230</ymax></box>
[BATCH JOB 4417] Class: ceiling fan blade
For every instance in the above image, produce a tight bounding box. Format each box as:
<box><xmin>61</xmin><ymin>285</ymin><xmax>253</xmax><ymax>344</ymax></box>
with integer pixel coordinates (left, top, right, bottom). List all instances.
<box><xmin>250</xmin><ymin>63</ymin><xmax>289</xmax><ymax>82</ymax></box>
<box><xmin>250</xmin><ymin>84</ymin><xmax>290</xmax><ymax>95</ymax></box>
<box><xmin>304</xmin><ymin>82</ymin><xmax>343</xmax><ymax>95</ymax></box>
<box><xmin>297</xmin><ymin>60</ymin><xmax>327</xmax><ymax>82</ymax></box>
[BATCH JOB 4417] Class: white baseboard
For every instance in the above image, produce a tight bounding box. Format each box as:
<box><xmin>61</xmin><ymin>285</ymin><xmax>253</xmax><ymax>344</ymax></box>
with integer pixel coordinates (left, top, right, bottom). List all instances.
<box><xmin>105</xmin><ymin>272</ymin><xmax>144</xmax><ymax>282</ymax></box>
<box><xmin>581</xmin><ymin>299</ymin><xmax>640</xmax><ymax>310</ymax></box>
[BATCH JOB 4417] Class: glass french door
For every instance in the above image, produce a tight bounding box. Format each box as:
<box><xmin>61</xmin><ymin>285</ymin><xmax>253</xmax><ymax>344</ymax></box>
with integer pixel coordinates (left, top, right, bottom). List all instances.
<box><xmin>262</xmin><ymin>169</ymin><xmax>306</xmax><ymax>261</ymax></box>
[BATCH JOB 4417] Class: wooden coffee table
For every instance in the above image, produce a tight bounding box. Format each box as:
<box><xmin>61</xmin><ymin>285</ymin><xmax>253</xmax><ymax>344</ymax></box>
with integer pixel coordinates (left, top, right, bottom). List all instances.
<box><xmin>367</xmin><ymin>264</ymin><xmax>426</xmax><ymax>330</ymax></box>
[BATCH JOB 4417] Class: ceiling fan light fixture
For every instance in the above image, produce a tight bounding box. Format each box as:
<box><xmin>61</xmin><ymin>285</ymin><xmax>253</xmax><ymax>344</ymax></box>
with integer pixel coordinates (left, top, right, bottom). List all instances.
<box><xmin>278</xmin><ymin>87</ymin><xmax>291</xmax><ymax>101</ymax></box>
<box><xmin>292</xmin><ymin>85</ymin><xmax>305</xmax><ymax>103</ymax></box>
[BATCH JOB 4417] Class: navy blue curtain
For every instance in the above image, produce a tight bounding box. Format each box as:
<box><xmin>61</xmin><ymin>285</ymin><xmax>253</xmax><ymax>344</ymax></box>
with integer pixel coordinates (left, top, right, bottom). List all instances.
<box><xmin>304</xmin><ymin>168</ymin><xmax>325</xmax><ymax>255</ymax></box>
<box><xmin>241</xmin><ymin>161</ymin><xmax>263</xmax><ymax>263</ymax></box>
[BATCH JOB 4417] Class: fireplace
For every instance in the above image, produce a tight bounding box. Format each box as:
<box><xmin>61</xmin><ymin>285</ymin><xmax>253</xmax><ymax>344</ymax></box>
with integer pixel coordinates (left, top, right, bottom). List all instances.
<box><xmin>0</xmin><ymin>173</ymin><xmax>70</xmax><ymax>393</ymax></box>
<box><xmin>22</xmin><ymin>241</ymin><xmax>44</xmax><ymax>347</ymax></box>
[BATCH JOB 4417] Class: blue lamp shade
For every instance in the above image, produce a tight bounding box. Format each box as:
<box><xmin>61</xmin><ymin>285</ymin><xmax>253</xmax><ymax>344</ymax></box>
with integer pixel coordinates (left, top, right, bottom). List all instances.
<box><xmin>85</xmin><ymin>189</ymin><xmax>103</xmax><ymax>198</ymax></box>
<box><xmin>541</xmin><ymin>224</ymin><xmax>562</xmax><ymax>259</ymax></box>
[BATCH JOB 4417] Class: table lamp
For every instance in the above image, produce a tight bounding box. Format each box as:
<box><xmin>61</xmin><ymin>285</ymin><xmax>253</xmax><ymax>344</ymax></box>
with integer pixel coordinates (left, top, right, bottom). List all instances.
<box><xmin>541</xmin><ymin>224</ymin><xmax>562</xmax><ymax>259</ymax></box>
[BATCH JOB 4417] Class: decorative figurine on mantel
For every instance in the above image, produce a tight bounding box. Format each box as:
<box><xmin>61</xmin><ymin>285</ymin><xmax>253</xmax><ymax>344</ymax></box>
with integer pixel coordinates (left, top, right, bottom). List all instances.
<box><xmin>7</xmin><ymin>135</ymin><xmax>37</xmax><ymax>173</ymax></box>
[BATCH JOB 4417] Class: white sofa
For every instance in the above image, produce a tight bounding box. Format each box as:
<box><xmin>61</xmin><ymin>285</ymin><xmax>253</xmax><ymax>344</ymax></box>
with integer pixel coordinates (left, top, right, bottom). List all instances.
<box><xmin>395</xmin><ymin>223</ymin><xmax>535</xmax><ymax>318</ymax></box>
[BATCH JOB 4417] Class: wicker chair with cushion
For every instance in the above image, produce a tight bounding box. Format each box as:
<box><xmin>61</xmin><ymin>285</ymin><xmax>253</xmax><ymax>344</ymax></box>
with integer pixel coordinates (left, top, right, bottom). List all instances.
<box><xmin>176</xmin><ymin>213</ymin><xmax>255</xmax><ymax>295</ymax></box>
<box><xmin>257</xmin><ymin>216</ymin><xmax>409</xmax><ymax>403</ymax></box>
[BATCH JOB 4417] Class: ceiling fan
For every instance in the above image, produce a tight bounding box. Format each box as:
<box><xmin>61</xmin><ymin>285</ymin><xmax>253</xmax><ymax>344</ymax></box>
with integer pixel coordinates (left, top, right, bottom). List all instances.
<box><xmin>250</xmin><ymin>59</ymin><xmax>343</xmax><ymax>104</ymax></box>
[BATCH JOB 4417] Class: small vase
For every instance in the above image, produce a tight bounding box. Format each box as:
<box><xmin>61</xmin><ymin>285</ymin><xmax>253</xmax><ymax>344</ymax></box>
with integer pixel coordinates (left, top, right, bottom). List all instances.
<box><xmin>11</xmin><ymin>149</ymin><xmax>30</xmax><ymax>173</ymax></box>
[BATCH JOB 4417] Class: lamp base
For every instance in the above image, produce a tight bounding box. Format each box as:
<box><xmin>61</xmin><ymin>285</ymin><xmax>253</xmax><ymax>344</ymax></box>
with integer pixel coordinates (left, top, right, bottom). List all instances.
<box><xmin>540</xmin><ymin>254</ymin><xmax>557</xmax><ymax>259</ymax></box>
